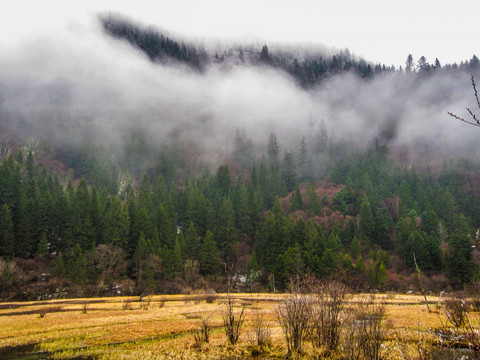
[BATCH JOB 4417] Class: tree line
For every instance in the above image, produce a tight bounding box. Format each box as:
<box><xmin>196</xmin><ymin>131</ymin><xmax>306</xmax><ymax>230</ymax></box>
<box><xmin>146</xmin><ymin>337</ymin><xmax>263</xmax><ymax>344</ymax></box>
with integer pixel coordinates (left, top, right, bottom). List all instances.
<box><xmin>0</xmin><ymin>127</ymin><xmax>479</xmax><ymax>299</ymax></box>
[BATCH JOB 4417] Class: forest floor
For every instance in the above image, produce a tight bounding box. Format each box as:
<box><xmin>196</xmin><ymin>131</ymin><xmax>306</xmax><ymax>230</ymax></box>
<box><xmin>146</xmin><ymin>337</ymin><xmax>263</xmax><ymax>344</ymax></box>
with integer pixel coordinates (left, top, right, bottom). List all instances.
<box><xmin>0</xmin><ymin>292</ymin><xmax>478</xmax><ymax>359</ymax></box>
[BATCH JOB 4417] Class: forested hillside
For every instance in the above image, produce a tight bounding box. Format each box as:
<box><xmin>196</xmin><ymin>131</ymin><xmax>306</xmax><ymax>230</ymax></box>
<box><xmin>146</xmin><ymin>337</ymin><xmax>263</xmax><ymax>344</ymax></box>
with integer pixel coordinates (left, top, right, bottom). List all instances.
<box><xmin>1</xmin><ymin>127</ymin><xmax>480</xmax><ymax>300</ymax></box>
<box><xmin>1</xmin><ymin>14</ymin><xmax>480</xmax><ymax>300</ymax></box>
<box><xmin>99</xmin><ymin>15</ymin><xmax>480</xmax><ymax>88</ymax></box>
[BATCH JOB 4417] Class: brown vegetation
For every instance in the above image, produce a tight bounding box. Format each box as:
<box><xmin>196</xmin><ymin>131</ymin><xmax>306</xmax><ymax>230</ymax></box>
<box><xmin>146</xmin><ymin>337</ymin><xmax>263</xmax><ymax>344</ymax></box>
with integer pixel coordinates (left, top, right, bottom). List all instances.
<box><xmin>0</xmin><ymin>290</ymin><xmax>480</xmax><ymax>359</ymax></box>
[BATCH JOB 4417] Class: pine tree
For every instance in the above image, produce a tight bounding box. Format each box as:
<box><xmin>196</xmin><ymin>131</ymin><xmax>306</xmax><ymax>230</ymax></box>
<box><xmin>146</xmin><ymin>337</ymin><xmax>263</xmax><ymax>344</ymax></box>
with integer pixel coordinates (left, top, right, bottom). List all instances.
<box><xmin>183</xmin><ymin>222</ymin><xmax>200</xmax><ymax>261</ymax></box>
<box><xmin>267</xmin><ymin>132</ymin><xmax>280</xmax><ymax>171</ymax></box>
<box><xmin>36</xmin><ymin>233</ymin><xmax>49</xmax><ymax>259</ymax></box>
<box><xmin>133</xmin><ymin>233</ymin><xmax>152</xmax><ymax>292</ymax></box>
<box><xmin>67</xmin><ymin>243</ymin><xmax>87</xmax><ymax>285</ymax></box>
<box><xmin>0</xmin><ymin>204</ymin><xmax>14</xmax><ymax>258</ymax></box>
<box><xmin>156</xmin><ymin>204</ymin><xmax>175</xmax><ymax>250</ymax></box>
<box><xmin>290</xmin><ymin>185</ymin><xmax>303</xmax><ymax>212</ymax></box>
<box><xmin>199</xmin><ymin>230</ymin><xmax>219</xmax><ymax>275</ymax></box>
<box><xmin>281</xmin><ymin>151</ymin><xmax>297</xmax><ymax>192</ymax></box>
<box><xmin>307</xmin><ymin>184</ymin><xmax>322</xmax><ymax>216</ymax></box>
<box><xmin>173</xmin><ymin>234</ymin><xmax>183</xmax><ymax>274</ymax></box>
<box><xmin>260</xmin><ymin>44</ymin><xmax>272</xmax><ymax>64</ymax></box>
<box><xmin>359</xmin><ymin>194</ymin><xmax>374</xmax><ymax>242</ymax></box>
<box><xmin>216</xmin><ymin>165</ymin><xmax>231</xmax><ymax>196</ymax></box>
<box><xmin>103</xmin><ymin>197</ymin><xmax>130</xmax><ymax>250</ymax></box>
<box><xmin>299</xmin><ymin>137</ymin><xmax>313</xmax><ymax>182</ymax></box>
<box><xmin>446</xmin><ymin>215</ymin><xmax>476</xmax><ymax>287</ymax></box>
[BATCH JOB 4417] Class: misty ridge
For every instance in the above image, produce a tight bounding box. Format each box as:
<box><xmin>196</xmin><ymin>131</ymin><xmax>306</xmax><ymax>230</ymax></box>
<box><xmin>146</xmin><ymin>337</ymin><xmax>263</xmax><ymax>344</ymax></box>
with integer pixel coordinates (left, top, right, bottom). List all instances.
<box><xmin>0</xmin><ymin>12</ymin><xmax>479</xmax><ymax>179</ymax></box>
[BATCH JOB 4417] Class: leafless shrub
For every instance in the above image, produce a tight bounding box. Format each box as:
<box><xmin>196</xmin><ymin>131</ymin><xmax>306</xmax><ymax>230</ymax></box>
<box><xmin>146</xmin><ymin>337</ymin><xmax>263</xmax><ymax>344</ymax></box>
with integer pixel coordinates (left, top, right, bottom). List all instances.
<box><xmin>193</xmin><ymin>315</ymin><xmax>212</xmax><ymax>346</ymax></box>
<box><xmin>122</xmin><ymin>299</ymin><xmax>133</xmax><ymax>310</ymax></box>
<box><xmin>223</xmin><ymin>293</ymin><xmax>246</xmax><ymax>345</ymax></box>
<box><xmin>205</xmin><ymin>291</ymin><xmax>218</xmax><ymax>304</ymax></box>
<box><xmin>275</xmin><ymin>281</ymin><xmax>314</xmax><ymax>355</ymax></box>
<box><xmin>251</xmin><ymin>310</ymin><xmax>271</xmax><ymax>347</ymax></box>
<box><xmin>442</xmin><ymin>296</ymin><xmax>468</xmax><ymax>329</ymax></box>
<box><xmin>312</xmin><ymin>280</ymin><xmax>347</xmax><ymax>353</ymax></box>
<box><xmin>341</xmin><ymin>295</ymin><xmax>387</xmax><ymax>360</ymax></box>
<box><xmin>183</xmin><ymin>287</ymin><xmax>192</xmax><ymax>304</ymax></box>
<box><xmin>38</xmin><ymin>311</ymin><xmax>46</xmax><ymax>318</ymax></box>
<box><xmin>158</xmin><ymin>295</ymin><xmax>166</xmax><ymax>308</ymax></box>
<box><xmin>434</xmin><ymin>293</ymin><xmax>480</xmax><ymax>359</ymax></box>
<box><xmin>140</xmin><ymin>295</ymin><xmax>151</xmax><ymax>310</ymax></box>
<box><xmin>0</xmin><ymin>258</ymin><xmax>22</xmax><ymax>301</ymax></box>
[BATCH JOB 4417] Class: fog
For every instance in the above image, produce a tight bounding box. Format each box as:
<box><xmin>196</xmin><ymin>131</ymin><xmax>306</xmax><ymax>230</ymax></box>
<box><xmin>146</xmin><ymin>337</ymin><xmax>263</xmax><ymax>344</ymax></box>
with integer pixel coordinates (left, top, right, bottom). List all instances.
<box><xmin>0</xmin><ymin>14</ymin><xmax>478</xmax><ymax>171</ymax></box>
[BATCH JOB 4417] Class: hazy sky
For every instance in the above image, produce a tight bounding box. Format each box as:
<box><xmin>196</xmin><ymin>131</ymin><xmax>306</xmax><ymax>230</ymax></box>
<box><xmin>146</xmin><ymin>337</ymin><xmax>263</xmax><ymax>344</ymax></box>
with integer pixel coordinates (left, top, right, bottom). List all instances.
<box><xmin>1</xmin><ymin>0</ymin><xmax>479</xmax><ymax>68</ymax></box>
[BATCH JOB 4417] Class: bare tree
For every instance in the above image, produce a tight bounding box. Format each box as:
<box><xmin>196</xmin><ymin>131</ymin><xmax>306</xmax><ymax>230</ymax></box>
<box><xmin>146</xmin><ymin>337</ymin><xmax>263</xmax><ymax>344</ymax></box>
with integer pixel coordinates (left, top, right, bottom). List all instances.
<box><xmin>193</xmin><ymin>314</ymin><xmax>212</xmax><ymax>345</ymax></box>
<box><xmin>223</xmin><ymin>293</ymin><xmax>246</xmax><ymax>345</ymax></box>
<box><xmin>448</xmin><ymin>75</ymin><xmax>480</xmax><ymax>127</ymax></box>
<box><xmin>276</xmin><ymin>281</ymin><xmax>314</xmax><ymax>355</ymax></box>
<box><xmin>312</xmin><ymin>280</ymin><xmax>347</xmax><ymax>353</ymax></box>
<box><xmin>344</xmin><ymin>295</ymin><xmax>387</xmax><ymax>360</ymax></box>
<box><xmin>251</xmin><ymin>310</ymin><xmax>271</xmax><ymax>347</ymax></box>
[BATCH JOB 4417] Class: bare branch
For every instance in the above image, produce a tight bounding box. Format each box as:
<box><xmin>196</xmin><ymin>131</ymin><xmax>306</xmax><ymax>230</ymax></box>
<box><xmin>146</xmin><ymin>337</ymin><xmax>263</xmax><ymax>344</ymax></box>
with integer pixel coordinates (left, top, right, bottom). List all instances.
<box><xmin>472</xmin><ymin>75</ymin><xmax>480</xmax><ymax>110</ymax></box>
<box><xmin>447</xmin><ymin>111</ymin><xmax>480</xmax><ymax>127</ymax></box>
<box><xmin>448</xmin><ymin>74</ymin><xmax>480</xmax><ymax>127</ymax></box>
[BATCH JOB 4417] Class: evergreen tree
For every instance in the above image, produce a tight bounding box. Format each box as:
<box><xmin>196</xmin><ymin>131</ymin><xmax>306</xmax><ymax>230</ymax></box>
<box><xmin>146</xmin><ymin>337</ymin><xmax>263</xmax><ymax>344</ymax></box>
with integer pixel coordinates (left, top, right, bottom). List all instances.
<box><xmin>267</xmin><ymin>132</ymin><xmax>280</xmax><ymax>171</ymax></box>
<box><xmin>173</xmin><ymin>234</ymin><xmax>184</xmax><ymax>274</ymax></box>
<box><xmin>359</xmin><ymin>194</ymin><xmax>374</xmax><ymax>242</ymax></box>
<box><xmin>103</xmin><ymin>197</ymin><xmax>130</xmax><ymax>251</ymax></box>
<box><xmin>306</xmin><ymin>184</ymin><xmax>322</xmax><ymax>216</ymax></box>
<box><xmin>133</xmin><ymin>233</ymin><xmax>152</xmax><ymax>293</ymax></box>
<box><xmin>156</xmin><ymin>204</ymin><xmax>175</xmax><ymax>249</ymax></box>
<box><xmin>260</xmin><ymin>44</ymin><xmax>272</xmax><ymax>64</ymax></box>
<box><xmin>67</xmin><ymin>243</ymin><xmax>87</xmax><ymax>285</ymax></box>
<box><xmin>281</xmin><ymin>151</ymin><xmax>297</xmax><ymax>192</ymax></box>
<box><xmin>36</xmin><ymin>233</ymin><xmax>49</xmax><ymax>259</ymax></box>
<box><xmin>183</xmin><ymin>222</ymin><xmax>200</xmax><ymax>261</ymax></box>
<box><xmin>405</xmin><ymin>54</ymin><xmax>414</xmax><ymax>72</ymax></box>
<box><xmin>232</xmin><ymin>128</ymin><xmax>254</xmax><ymax>168</ymax></box>
<box><xmin>199</xmin><ymin>230</ymin><xmax>220</xmax><ymax>275</ymax></box>
<box><xmin>298</xmin><ymin>137</ymin><xmax>312</xmax><ymax>181</ymax></box>
<box><xmin>216</xmin><ymin>165</ymin><xmax>231</xmax><ymax>196</ymax></box>
<box><xmin>446</xmin><ymin>215</ymin><xmax>476</xmax><ymax>287</ymax></box>
<box><xmin>0</xmin><ymin>204</ymin><xmax>14</xmax><ymax>258</ymax></box>
<box><xmin>290</xmin><ymin>185</ymin><xmax>303</xmax><ymax>212</ymax></box>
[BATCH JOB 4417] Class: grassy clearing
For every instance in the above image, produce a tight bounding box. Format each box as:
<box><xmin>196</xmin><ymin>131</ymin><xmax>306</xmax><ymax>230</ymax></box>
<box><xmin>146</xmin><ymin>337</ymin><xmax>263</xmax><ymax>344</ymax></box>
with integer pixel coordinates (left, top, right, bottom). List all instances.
<box><xmin>0</xmin><ymin>293</ymin><xmax>478</xmax><ymax>359</ymax></box>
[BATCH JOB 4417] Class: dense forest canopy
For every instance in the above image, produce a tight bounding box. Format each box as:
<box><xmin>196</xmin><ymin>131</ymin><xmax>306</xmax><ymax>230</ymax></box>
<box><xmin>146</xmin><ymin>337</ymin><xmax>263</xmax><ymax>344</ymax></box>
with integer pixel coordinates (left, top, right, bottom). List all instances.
<box><xmin>1</xmin><ymin>14</ymin><xmax>480</xmax><ymax>299</ymax></box>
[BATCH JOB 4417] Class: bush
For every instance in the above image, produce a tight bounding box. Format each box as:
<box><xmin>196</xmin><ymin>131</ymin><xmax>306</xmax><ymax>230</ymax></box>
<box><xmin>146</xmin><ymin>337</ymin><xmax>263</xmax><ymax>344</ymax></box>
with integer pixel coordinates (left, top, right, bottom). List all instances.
<box><xmin>275</xmin><ymin>281</ymin><xmax>314</xmax><ymax>354</ymax></box>
<box><xmin>251</xmin><ymin>310</ymin><xmax>271</xmax><ymax>347</ymax></box>
<box><xmin>193</xmin><ymin>315</ymin><xmax>212</xmax><ymax>346</ymax></box>
<box><xmin>223</xmin><ymin>293</ymin><xmax>246</xmax><ymax>345</ymax></box>
<box><xmin>312</xmin><ymin>280</ymin><xmax>347</xmax><ymax>353</ymax></box>
<box><xmin>342</xmin><ymin>295</ymin><xmax>387</xmax><ymax>360</ymax></box>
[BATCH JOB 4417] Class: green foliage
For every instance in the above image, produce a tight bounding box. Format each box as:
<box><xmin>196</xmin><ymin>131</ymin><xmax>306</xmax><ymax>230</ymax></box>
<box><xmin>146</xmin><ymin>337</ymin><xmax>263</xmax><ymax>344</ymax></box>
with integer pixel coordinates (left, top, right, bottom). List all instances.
<box><xmin>67</xmin><ymin>244</ymin><xmax>87</xmax><ymax>285</ymax></box>
<box><xmin>290</xmin><ymin>185</ymin><xmax>303</xmax><ymax>212</ymax></box>
<box><xmin>281</xmin><ymin>152</ymin><xmax>297</xmax><ymax>192</ymax></box>
<box><xmin>1</xmin><ymin>135</ymin><xmax>480</xmax><ymax>295</ymax></box>
<box><xmin>0</xmin><ymin>204</ymin><xmax>14</xmax><ymax>258</ymax></box>
<box><xmin>199</xmin><ymin>231</ymin><xmax>219</xmax><ymax>275</ymax></box>
<box><xmin>446</xmin><ymin>215</ymin><xmax>476</xmax><ymax>287</ymax></box>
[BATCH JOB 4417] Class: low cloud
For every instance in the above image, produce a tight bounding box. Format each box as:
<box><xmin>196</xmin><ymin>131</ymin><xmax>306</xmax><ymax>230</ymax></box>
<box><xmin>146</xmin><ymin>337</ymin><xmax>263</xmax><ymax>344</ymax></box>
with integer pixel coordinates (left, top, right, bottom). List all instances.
<box><xmin>0</xmin><ymin>14</ymin><xmax>477</xmax><ymax>170</ymax></box>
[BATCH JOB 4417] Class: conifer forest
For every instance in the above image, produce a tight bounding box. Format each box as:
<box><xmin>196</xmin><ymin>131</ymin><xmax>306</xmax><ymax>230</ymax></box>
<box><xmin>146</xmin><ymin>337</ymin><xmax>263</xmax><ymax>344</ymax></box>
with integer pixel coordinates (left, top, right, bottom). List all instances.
<box><xmin>1</xmin><ymin>14</ymin><xmax>480</xmax><ymax>301</ymax></box>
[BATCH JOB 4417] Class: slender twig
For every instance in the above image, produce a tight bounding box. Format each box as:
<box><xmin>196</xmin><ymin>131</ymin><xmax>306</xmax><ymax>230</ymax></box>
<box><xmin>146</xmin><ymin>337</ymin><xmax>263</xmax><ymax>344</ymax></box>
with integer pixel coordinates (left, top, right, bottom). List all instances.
<box><xmin>447</xmin><ymin>111</ymin><xmax>480</xmax><ymax>127</ymax></box>
<box><xmin>472</xmin><ymin>75</ymin><xmax>480</xmax><ymax>110</ymax></box>
<box><xmin>414</xmin><ymin>252</ymin><xmax>431</xmax><ymax>313</ymax></box>
<box><xmin>448</xmin><ymin>74</ymin><xmax>480</xmax><ymax>126</ymax></box>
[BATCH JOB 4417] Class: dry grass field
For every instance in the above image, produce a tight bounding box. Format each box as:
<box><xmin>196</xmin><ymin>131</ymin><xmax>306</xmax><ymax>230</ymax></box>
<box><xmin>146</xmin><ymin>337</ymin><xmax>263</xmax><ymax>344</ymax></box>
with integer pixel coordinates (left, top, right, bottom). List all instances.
<box><xmin>0</xmin><ymin>292</ymin><xmax>478</xmax><ymax>359</ymax></box>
